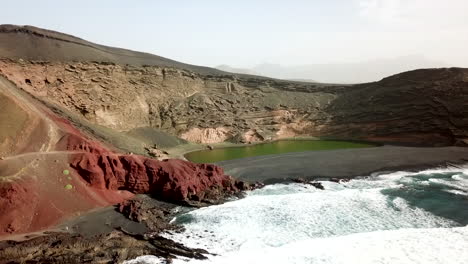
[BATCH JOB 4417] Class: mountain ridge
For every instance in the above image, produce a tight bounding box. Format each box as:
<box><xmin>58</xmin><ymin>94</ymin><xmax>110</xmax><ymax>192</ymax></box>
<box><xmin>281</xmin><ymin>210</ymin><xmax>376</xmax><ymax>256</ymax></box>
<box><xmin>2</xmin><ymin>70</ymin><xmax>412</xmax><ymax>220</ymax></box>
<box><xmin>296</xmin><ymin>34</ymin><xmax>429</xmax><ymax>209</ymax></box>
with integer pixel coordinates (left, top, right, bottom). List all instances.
<box><xmin>1</xmin><ymin>24</ymin><xmax>467</xmax><ymax>148</ymax></box>
<box><xmin>0</xmin><ymin>24</ymin><xmax>227</xmax><ymax>75</ymax></box>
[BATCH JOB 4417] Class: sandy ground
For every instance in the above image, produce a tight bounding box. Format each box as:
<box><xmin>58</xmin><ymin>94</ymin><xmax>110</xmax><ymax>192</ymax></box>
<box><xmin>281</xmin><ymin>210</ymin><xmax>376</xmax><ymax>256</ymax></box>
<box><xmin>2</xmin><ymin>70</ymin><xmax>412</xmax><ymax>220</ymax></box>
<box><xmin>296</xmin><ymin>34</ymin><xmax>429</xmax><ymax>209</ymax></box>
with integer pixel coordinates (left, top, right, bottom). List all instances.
<box><xmin>217</xmin><ymin>146</ymin><xmax>468</xmax><ymax>183</ymax></box>
<box><xmin>166</xmin><ymin>141</ymin><xmax>240</xmax><ymax>159</ymax></box>
<box><xmin>56</xmin><ymin>205</ymin><xmax>148</xmax><ymax>237</ymax></box>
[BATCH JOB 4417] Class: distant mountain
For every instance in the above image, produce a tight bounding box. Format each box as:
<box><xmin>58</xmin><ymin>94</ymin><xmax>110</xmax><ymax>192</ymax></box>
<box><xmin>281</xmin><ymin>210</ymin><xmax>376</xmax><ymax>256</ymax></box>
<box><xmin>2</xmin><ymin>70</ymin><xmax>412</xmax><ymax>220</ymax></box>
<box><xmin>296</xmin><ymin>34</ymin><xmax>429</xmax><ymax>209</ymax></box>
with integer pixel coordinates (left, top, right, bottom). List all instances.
<box><xmin>215</xmin><ymin>64</ymin><xmax>259</xmax><ymax>76</ymax></box>
<box><xmin>241</xmin><ymin>55</ymin><xmax>448</xmax><ymax>83</ymax></box>
<box><xmin>286</xmin><ymin>78</ymin><xmax>318</xmax><ymax>83</ymax></box>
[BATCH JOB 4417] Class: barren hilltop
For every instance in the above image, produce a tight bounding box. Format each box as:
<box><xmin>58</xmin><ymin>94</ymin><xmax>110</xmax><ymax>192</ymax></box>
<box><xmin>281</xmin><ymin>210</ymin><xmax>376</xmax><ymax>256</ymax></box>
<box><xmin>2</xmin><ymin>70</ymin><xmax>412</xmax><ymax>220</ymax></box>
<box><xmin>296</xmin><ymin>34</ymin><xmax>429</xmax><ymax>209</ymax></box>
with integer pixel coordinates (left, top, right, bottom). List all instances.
<box><xmin>0</xmin><ymin>24</ymin><xmax>225</xmax><ymax>75</ymax></box>
<box><xmin>1</xmin><ymin>25</ymin><xmax>468</xmax><ymax>149</ymax></box>
<box><xmin>1</xmin><ymin>24</ymin><xmax>468</xmax><ymax>262</ymax></box>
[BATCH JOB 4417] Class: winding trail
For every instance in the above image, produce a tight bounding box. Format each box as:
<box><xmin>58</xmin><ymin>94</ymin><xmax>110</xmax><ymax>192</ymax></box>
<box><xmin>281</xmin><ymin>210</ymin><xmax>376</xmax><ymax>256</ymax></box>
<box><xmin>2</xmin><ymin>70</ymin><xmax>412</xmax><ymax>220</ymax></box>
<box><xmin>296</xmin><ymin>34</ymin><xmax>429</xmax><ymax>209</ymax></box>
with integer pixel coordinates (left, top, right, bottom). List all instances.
<box><xmin>0</xmin><ymin>150</ymin><xmax>85</xmax><ymax>161</ymax></box>
<box><xmin>0</xmin><ymin>75</ymin><xmax>61</xmax><ymax>153</ymax></box>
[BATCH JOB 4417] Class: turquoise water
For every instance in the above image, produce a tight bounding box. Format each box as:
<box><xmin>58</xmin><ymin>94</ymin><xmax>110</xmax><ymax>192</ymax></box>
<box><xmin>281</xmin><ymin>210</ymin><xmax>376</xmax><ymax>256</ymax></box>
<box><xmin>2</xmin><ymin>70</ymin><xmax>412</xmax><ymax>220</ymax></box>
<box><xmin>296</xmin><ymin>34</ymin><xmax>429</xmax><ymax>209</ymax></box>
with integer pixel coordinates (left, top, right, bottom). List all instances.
<box><xmin>126</xmin><ymin>166</ymin><xmax>468</xmax><ymax>264</ymax></box>
<box><xmin>185</xmin><ymin>140</ymin><xmax>376</xmax><ymax>163</ymax></box>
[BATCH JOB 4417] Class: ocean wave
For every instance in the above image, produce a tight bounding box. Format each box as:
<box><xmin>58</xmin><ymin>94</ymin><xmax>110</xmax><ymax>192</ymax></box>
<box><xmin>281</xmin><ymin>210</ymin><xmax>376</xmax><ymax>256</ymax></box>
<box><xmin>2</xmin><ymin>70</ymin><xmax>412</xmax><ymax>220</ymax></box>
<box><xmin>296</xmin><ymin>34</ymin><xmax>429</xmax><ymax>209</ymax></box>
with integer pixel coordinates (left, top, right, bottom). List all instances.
<box><xmin>126</xmin><ymin>165</ymin><xmax>468</xmax><ymax>264</ymax></box>
<box><xmin>171</xmin><ymin>225</ymin><xmax>468</xmax><ymax>264</ymax></box>
<box><xmin>126</xmin><ymin>226</ymin><xmax>468</xmax><ymax>264</ymax></box>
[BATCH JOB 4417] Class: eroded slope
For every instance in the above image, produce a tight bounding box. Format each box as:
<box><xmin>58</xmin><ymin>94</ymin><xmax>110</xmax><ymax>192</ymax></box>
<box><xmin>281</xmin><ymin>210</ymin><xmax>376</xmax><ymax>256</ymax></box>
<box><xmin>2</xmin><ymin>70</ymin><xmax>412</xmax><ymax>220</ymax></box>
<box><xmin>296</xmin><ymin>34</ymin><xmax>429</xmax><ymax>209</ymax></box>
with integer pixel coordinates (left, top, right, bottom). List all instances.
<box><xmin>3</xmin><ymin>25</ymin><xmax>467</xmax><ymax>147</ymax></box>
<box><xmin>1</xmin><ymin>58</ymin><xmax>467</xmax><ymax>147</ymax></box>
<box><xmin>0</xmin><ymin>75</ymin><xmax>248</xmax><ymax>238</ymax></box>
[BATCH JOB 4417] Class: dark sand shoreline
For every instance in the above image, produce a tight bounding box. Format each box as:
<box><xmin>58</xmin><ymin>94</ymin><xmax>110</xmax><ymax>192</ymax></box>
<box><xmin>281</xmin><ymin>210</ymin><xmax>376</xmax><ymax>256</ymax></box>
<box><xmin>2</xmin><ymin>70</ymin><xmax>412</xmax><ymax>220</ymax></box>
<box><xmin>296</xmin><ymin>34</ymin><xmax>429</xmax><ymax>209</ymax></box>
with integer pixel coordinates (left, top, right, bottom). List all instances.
<box><xmin>3</xmin><ymin>146</ymin><xmax>468</xmax><ymax>263</ymax></box>
<box><xmin>217</xmin><ymin>146</ymin><xmax>468</xmax><ymax>184</ymax></box>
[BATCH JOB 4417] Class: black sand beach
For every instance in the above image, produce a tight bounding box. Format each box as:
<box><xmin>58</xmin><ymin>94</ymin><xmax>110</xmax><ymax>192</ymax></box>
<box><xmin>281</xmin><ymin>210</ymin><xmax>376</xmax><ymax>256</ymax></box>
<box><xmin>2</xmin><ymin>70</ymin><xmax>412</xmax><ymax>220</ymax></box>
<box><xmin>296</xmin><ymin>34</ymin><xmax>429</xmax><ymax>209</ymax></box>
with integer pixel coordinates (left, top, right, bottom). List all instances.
<box><xmin>217</xmin><ymin>146</ymin><xmax>468</xmax><ymax>183</ymax></box>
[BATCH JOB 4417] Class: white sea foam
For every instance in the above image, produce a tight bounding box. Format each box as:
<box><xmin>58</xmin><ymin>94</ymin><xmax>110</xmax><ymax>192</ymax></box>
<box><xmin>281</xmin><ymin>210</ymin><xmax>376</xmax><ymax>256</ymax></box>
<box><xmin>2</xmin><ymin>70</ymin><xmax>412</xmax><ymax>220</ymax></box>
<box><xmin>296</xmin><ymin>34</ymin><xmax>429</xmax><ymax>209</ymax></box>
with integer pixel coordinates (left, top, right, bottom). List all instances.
<box><xmin>443</xmin><ymin>189</ymin><xmax>468</xmax><ymax>196</ymax></box>
<box><xmin>124</xmin><ymin>255</ymin><xmax>166</xmax><ymax>264</ymax></box>
<box><xmin>169</xmin><ymin>225</ymin><xmax>468</xmax><ymax>264</ymax></box>
<box><xmin>126</xmin><ymin>166</ymin><xmax>468</xmax><ymax>264</ymax></box>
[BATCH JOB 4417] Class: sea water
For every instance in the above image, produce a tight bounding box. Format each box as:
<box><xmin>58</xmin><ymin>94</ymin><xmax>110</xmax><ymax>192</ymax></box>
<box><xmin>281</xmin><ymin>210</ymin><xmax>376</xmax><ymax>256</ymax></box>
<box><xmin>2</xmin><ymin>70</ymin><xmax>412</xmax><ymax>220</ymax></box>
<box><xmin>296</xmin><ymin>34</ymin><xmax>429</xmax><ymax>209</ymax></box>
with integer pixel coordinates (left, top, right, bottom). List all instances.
<box><xmin>125</xmin><ymin>166</ymin><xmax>468</xmax><ymax>264</ymax></box>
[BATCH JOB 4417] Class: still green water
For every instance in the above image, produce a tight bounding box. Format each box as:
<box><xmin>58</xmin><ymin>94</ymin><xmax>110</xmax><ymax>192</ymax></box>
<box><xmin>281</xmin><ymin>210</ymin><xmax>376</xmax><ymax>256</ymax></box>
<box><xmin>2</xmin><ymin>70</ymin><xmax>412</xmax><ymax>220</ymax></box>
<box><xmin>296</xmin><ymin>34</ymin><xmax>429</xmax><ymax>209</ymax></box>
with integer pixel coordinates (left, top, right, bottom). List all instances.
<box><xmin>185</xmin><ymin>140</ymin><xmax>376</xmax><ymax>163</ymax></box>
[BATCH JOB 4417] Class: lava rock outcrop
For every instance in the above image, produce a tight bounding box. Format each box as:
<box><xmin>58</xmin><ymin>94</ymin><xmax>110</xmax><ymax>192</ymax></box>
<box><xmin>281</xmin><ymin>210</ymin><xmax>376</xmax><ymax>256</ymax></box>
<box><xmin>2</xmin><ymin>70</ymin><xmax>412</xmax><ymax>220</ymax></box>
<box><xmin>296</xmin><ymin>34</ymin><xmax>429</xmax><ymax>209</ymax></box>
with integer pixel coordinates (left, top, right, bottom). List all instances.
<box><xmin>70</xmin><ymin>148</ymin><xmax>245</xmax><ymax>204</ymax></box>
<box><xmin>60</xmin><ymin>131</ymin><xmax>248</xmax><ymax>204</ymax></box>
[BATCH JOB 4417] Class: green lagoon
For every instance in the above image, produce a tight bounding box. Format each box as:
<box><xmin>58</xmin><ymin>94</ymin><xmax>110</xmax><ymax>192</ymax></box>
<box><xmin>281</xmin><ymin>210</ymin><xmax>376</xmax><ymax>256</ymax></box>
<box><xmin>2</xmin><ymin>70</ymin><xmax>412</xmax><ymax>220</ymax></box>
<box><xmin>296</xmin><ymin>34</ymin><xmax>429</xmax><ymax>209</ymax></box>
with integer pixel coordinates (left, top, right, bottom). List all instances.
<box><xmin>185</xmin><ymin>140</ymin><xmax>376</xmax><ymax>163</ymax></box>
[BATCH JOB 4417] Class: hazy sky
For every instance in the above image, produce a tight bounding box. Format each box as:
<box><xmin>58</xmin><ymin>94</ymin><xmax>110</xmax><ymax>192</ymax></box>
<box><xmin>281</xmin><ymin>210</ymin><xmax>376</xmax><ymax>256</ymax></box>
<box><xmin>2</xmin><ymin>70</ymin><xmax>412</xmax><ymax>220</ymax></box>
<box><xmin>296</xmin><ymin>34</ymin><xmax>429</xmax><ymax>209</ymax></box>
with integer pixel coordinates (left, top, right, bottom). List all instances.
<box><xmin>3</xmin><ymin>0</ymin><xmax>468</xmax><ymax>68</ymax></box>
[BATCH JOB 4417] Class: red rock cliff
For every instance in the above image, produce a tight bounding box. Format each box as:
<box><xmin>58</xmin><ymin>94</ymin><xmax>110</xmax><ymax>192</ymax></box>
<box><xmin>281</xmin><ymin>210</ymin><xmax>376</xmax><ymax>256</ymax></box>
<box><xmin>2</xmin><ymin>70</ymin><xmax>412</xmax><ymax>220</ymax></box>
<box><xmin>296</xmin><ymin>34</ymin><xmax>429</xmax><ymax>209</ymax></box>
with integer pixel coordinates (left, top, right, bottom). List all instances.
<box><xmin>60</xmin><ymin>129</ymin><xmax>245</xmax><ymax>204</ymax></box>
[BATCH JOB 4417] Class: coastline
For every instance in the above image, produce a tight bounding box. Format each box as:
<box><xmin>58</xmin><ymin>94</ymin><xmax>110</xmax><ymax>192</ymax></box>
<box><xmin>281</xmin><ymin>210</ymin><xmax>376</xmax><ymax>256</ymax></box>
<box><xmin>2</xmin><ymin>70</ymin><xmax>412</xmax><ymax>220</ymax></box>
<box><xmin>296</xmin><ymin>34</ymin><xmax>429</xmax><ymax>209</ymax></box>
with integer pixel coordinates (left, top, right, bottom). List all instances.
<box><xmin>0</xmin><ymin>21</ymin><xmax>467</xmax><ymax>264</ymax></box>
<box><xmin>2</xmin><ymin>145</ymin><xmax>468</xmax><ymax>262</ymax></box>
<box><xmin>217</xmin><ymin>145</ymin><xmax>468</xmax><ymax>184</ymax></box>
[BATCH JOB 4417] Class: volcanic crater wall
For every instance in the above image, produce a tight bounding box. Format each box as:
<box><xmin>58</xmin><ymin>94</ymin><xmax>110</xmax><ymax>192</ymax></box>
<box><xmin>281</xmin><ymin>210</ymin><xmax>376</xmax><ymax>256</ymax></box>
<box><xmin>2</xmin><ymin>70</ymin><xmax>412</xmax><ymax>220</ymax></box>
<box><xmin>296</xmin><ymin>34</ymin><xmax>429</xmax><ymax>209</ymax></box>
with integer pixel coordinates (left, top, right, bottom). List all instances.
<box><xmin>1</xmin><ymin>25</ymin><xmax>468</xmax><ymax>146</ymax></box>
<box><xmin>0</xmin><ymin>59</ymin><xmax>342</xmax><ymax>144</ymax></box>
<box><xmin>1</xmin><ymin>59</ymin><xmax>468</xmax><ymax>146</ymax></box>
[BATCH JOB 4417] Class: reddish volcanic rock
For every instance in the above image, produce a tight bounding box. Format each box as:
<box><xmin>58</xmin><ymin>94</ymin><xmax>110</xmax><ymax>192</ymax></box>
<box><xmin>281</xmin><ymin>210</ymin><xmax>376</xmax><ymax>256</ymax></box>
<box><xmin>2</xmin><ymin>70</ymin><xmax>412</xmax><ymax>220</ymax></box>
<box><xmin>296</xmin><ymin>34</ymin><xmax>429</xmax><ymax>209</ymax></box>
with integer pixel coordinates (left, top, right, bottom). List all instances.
<box><xmin>0</xmin><ymin>179</ymin><xmax>39</xmax><ymax>234</ymax></box>
<box><xmin>56</xmin><ymin>121</ymin><xmax>247</xmax><ymax>203</ymax></box>
<box><xmin>0</xmin><ymin>125</ymin><xmax>245</xmax><ymax>237</ymax></box>
<box><xmin>0</xmin><ymin>75</ymin><xmax>248</xmax><ymax>237</ymax></box>
<box><xmin>71</xmin><ymin>151</ymin><xmax>242</xmax><ymax>203</ymax></box>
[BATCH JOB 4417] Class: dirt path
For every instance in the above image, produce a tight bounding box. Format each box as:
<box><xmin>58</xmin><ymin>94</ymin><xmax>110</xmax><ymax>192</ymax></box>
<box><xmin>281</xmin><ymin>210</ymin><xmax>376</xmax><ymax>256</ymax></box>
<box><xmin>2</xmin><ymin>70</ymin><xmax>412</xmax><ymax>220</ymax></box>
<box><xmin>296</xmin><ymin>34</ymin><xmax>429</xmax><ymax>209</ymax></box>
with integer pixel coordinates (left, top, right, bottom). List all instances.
<box><xmin>0</xmin><ymin>76</ymin><xmax>61</xmax><ymax>153</ymax></box>
<box><xmin>1</xmin><ymin>150</ymin><xmax>85</xmax><ymax>161</ymax></box>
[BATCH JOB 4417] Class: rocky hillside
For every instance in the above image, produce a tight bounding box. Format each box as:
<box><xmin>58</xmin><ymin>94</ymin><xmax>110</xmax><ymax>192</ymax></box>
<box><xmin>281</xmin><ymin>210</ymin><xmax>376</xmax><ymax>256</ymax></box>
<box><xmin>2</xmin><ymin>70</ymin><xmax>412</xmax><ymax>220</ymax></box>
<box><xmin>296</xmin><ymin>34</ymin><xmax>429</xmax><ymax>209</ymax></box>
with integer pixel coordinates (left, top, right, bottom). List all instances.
<box><xmin>0</xmin><ymin>67</ymin><xmax>248</xmax><ymax>237</ymax></box>
<box><xmin>1</xmin><ymin>24</ymin><xmax>467</xmax><ymax>152</ymax></box>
